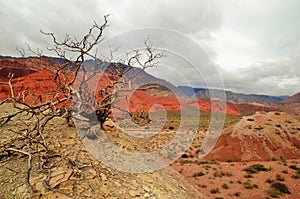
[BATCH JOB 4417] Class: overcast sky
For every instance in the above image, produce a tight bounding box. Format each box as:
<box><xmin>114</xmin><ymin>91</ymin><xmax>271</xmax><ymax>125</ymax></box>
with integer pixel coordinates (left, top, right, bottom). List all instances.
<box><xmin>1</xmin><ymin>0</ymin><xmax>300</xmax><ymax>96</ymax></box>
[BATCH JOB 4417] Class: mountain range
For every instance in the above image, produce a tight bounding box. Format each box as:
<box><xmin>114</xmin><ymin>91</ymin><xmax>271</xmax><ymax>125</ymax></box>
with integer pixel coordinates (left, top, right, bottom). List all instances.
<box><xmin>0</xmin><ymin>56</ymin><xmax>299</xmax><ymax>116</ymax></box>
<box><xmin>1</xmin><ymin>56</ymin><xmax>300</xmax><ymax>199</ymax></box>
<box><xmin>178</xmin><ymin>86</ymin><xmax>289</xmax><ymax>104</ymax></box>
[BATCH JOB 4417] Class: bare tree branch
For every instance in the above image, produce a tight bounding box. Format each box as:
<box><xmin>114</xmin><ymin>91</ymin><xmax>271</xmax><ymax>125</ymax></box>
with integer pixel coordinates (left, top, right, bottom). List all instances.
<box><xmin>6</xmin><ymin>148</ymin><xmax>33</xmax><ymax>199</ymax></box>
<box><xmin>0</xmin><ymin>14</ymin><xmax>164</xmax><ymax>198</ymax></box>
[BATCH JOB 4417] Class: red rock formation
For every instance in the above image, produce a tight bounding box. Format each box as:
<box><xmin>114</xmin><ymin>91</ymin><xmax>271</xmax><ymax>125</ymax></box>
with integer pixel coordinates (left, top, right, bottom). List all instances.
<box><xmin>0</xmin><ymin>56</ymin><xmax>291</xmax><ymax>117</ymax></box>
<box><xmin>1</xmin><ymin>67</ymin><xmax>279</xmax><ymax>116</ymax></box>
<box><xmin>0</xmin><ymin>57</ymin><xmax>56</xmax><ymax>78</ymax></box>
<box><xmin>203</xmin><ymin>112</ymin><xmax>300</xmax><ymax>161</ymax></box>
<box><xmin>0</xmin><ymin>69</ymin><xmax>72</xmax><ymax>106</ymax></box>
<box><xmin>282</xmin><ymin>92</ymin><xmax>300</xmax><ymax>104</ymax></box>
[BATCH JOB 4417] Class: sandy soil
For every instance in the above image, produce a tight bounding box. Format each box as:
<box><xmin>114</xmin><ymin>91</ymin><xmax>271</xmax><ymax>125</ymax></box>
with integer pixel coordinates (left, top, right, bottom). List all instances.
<box><xmin>172</xmin><ymin>158</ymin><xmax>300</xmax><ymax>198</ymax></box>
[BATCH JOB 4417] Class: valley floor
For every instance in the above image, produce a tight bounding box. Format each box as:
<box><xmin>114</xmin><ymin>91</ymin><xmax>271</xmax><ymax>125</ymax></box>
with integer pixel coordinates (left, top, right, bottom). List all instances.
<box><xmin>172</xmin><ymin>158</ymin><xmax>300</xmax><ymax>199</ymax></box>
<box><xmin>1</xmin><ymin>104</ymin><xmax>299</xmax><ymax>198</ymax></box>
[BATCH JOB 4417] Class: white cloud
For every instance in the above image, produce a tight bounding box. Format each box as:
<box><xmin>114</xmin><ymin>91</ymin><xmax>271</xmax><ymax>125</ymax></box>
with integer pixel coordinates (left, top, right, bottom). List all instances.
<box><xmin>0</xmin><ymin>0</ymin><xmax>299</xmax><ymax>95</ymax></box>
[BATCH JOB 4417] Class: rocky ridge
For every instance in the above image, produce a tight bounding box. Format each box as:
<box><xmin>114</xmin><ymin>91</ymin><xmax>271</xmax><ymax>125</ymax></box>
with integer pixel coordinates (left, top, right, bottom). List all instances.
<box><xmin>203</xmin><ymin>111</ymin><xmax>300</xmax><ymax>161</ymax></box>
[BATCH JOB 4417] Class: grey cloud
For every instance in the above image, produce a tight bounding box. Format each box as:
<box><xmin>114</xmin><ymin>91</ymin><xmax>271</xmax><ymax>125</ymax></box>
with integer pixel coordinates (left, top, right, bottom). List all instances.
<box><xmin>118</xmin><ymin>0</ymin><xmax>224</xmax><ymax>33</ymax></box>
<box><xmin>204</xmin><ymin>0</ymin><xmax>300</xmax><ymax>95</ymax></box>
<box><xmin>0</xmin><ymin>0</ymin><xmax>225</xmax><ymax>56</ymax></box>
<box><xmin>222</xmin><ymin>54</ymin><xmax>300</xmax><ymax>95</ymax></box>
<box><xmin>0</xmin><ymin>0</ymin><xmax>299</xmax><ymax>96</ymax></box>
<box><xmin>0</xmin><ymin>0</ymin><xmax>107</xmax><ymax>56</ymax></box>
<box><xmin>223</xmin><ymin>0</ymin><xmax>300</xmax><ymax>58</ymax></box>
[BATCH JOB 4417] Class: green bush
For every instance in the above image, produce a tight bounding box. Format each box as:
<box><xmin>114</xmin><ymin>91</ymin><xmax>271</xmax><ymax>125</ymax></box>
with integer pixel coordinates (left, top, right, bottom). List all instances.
<box><xmin>276</xmin><ymin>174</ymin><xmax>284</xmax><ymax>181</ymax></box>
<box><xmin>196</xmin><ymin>160</ymin><xmax>210</xmax><ymax>165</ymax></box>
<box><xmin>266</xmin><ymin>188</ymin><xmax>282</xmax><ymax>198</ymax></box>
<box><xmin>244</xmin><ymin>173</ymin><xmax>253</xmax><ymax>178</ymax></box>
<box><xmin>254</xmin><ymin>126</ymin><xmax>264</xmax><ymax>130</ymax></box>
<box><xmin>192</xmin><ymin>171</ymin><xmax>205</xmax><ymax>177</ymax></box>
<box><xmin>292</xmin><ymin>169</ymin><xmax>300</xmax><ymax>179</ymax></box>
<box><xmin>271</xmin><ymin>182</ymin><xmax>291</xmax><ymax>194</ymax></box>
<box><xmin>243</xmin><ymin>181</ymin><xmax>258</xmax><ymax>189</ymax></box>
<box><xmin>243</xmin><ymin>164</ymin><xmax>269</xmax><ymax>174</ymax></box>
<box><xmin>179</xmin><ymin>159</ymin><xmax>193</xmax><ymax>165</ymax></box>
<box><xmin>233</xmin><ymin>192</ymin><xmax>241</xmax><ymax>197</ymax></box>
<box><xmin>210</xmin><ymin>159</ymin><xmax>219</xmax><ymax>164</ymax></box>
<box><xmin>210</xmin><ymin>188</ymin><xmax>220</xmax><ymax>194</ymax></box>
<box><xmin>289</xmin><ymin>165</ymin><xmax>298</xmax><ymax>170</ymax></box>
<box><xmin>213</xmin><ymin>171</ymin><xmax>233</xmax><ymax>177</ymax></box>
<box><xmin>222</xmin><ymin>183</ymin><xmax>229</xmax><ymax>189</ymax></box>
<box><xmin>292</xmin><ymin>174</ymin><xmax>300</xmax><ymax>179</ymax></box>
<box><xmin>181</xmin><ymin>153</ymin><xmax>189</xmax><ymax>158</ymax></box>
<box><xmin>281</xmin><ymin>170</ymin><xmax>288</xmax><ymax>174</ymax></box>
<box><xmin>199</xmin><ymin>184</ymin><xmax>207</xmax><ymax>188</ymax></box>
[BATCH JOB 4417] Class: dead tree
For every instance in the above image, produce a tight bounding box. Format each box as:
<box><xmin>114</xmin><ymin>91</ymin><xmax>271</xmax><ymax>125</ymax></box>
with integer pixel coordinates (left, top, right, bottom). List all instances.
<box><xmin>0</xmin><ymin>15</ymin><xmax>163</xmax><ymax>198</ymax></box>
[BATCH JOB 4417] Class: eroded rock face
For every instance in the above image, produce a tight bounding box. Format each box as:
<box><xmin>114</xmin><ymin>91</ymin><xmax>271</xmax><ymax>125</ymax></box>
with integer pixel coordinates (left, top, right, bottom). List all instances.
<box><xmin>0</xmin><ymin>57</ymin><xmax>57</xmax><ymax>78</ymax></box>
<box><xmin>1</xmin><ymin>56</ymin><xmax>295</xmax><ymax>117</ymax></box>
<box><xmin>203</xmin><ymin>112</ymin><xmax>300</xmax><ymax>162</ymax></box>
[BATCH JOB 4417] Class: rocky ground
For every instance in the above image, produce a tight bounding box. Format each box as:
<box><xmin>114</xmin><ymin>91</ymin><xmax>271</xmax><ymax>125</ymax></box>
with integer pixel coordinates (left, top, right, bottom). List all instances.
<box><xmin>172</xmin><ymin>158</ymin><xmax>300</xmax><ymax>198</ymax></box>
<box><xmin>0</xmin><ymin>104</ymin><xmax>205</xmax><ymax>199</ymax></box>
<box><xmin>171</xmin><ymin>111</ymin><xmax>300</xmax><ymax>199</ymax></box>
<box><xmin>1</xmin><ymin>103</ymin><xmax>300</xmax><ymax>198</ymax></box>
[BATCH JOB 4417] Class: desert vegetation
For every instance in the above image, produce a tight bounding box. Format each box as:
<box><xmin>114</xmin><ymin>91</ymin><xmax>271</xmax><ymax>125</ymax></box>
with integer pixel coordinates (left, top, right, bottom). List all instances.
<box><xmin>171</xmin><ymin>111</ymin><xmax>300</xmax><ymax>198</ymax></box>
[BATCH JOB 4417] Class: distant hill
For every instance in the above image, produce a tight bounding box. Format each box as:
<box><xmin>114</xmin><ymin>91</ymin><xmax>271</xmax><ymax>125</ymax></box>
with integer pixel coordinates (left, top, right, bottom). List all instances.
<box><xmin>0</xmin><ymin>56</ymin><xmax>55</xmax><ymax>78</ymax></box>
<box><xmin>195</xmin><ymin>89</ymin><xmax>284</xmax><ymax>104</ymax></box>
<box><xmin>82</xmin><ymin>60</ymin><xmax>185</xmax><ymax>97</ymax></box>
<box><xmin>177</xmin><ymin>86</ymin><xmax>286</xmax><ymax>104</ymax></box>
<box><xmin>0</xmin><ymin>56</ymin><xmax>186</xmax><ymax>105</ymax></box>
<box><xmin>0</xmin><ymin>55</ymin><xmax>15</xmax><ymax>59</ymax></box>
<box><xmin>177</xmin><ymin>86</ymin><xmax>205</xmax><ymax>97</ymax></box>
<box><xmin>275</xmin><ymin>92</ymin><xmax>300</xmax><ymax>115</ymax></box>
<box><xmin>274</xmin><ymin>95</ymin><xmax>290</xmax><ymax>100</ymax></box>
<box><xmin>0</xmin><ymin>56</ymin><xmax>182</xmax><ymax>96</ymax></box>
<box><xmin>1</xmin><ymin>56</ymin><xmax>296</xmax><ymax>116</ymax></box>
<box><xmin>281</xmin><ymin>92</ymin><xmax>300</xmax><ymax>103</ymax></box>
